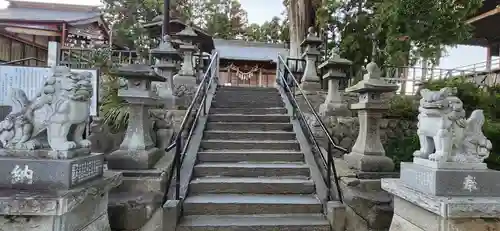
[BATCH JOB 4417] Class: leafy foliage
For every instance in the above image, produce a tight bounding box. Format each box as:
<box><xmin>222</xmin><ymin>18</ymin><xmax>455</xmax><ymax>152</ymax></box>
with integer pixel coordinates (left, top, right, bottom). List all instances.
<box><xmin>387</xmin><ymin>95</ymin><xmax>418</xmax><ymax>120</ymax></box>
<box><xmin>385</xmin><ymin>134</ymin><xmax>420</xmax><ymax>170</ymax></box>
<box><xmin>374</xmin><ymin>0</ymin><xmax>482</xmax><ymax>65</ymax></box>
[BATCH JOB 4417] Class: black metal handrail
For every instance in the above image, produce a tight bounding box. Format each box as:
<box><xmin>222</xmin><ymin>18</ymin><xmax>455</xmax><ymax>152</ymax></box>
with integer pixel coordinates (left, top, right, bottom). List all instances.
<box><xmin>1</xmin><ymin>57</ymin><xmax>46</xmax><ymax>66</ymax></box>
<box><xmin>277</xmin><ymin>54</ymin><xmax>347</xmax><ymax>203</ymax></box>
<box><xmin>161</xmin><ymin>52</ymin><xmax>219</xmax><ymax>204</ymax></box>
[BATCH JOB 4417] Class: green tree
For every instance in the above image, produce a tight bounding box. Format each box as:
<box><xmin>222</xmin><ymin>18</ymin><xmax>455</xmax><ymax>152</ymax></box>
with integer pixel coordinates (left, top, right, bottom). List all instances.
<box><xmin>202</xmin><ymin>0</ymin><xmax>248</xmax><ymax>39</ymax></box>
<box><xmin>374</xmin><ymin>0</ymin><xmax>482</xmax><ymax>65</ymax></box>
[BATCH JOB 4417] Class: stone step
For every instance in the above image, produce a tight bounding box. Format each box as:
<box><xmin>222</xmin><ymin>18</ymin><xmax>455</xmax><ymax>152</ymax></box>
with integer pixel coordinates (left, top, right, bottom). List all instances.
<box><xmin>209</xmin><ymin>107</ymin><xmax>287</xmax><ymax>115</ymax></box>
<box><xmin>177</xmin><ymin>214</ymin><xmax>330</xmax><ymax>231</ymax></box>
<box><xmin>213</xmin><ymin>95</ymin><xmax>283</xmax><ymax>102</ymax></box>
<box><xmin>211</xmin><ymin>102</ymin><xmax>285</xmax><ymax>108</ymax></box>
<box><xmin>197</xmin><ymin>150</ymin><xmax>304</xmax><ymax>163</ymax></box>
<box><xmin>189</xmin><ymin>177</ymin><xmax>314</xmax><ymax>194</ymax></box>
<box><xmin>193</xmin><ymin>162</ymin><xmax>310</xmax><ymax>177</ymax></box>
<box><xmin>200</xmin><ymin>140</ymin><xmax>300</xmax><ymax>150</ymax></box>
<box><xmin>217</xmin><ymin>86</ymin><xmax>279</xmax><ymax>92</ymax></box>
<box><xmin>208</xmin><ymin>114</ymin><xmax>290</xmax><ymax>123</ymax></box>
<box><xmin>205</xmin><ymin>122</ymin><xmax>293</xmax><ymax>131</ymax></box>
<box><xmin>214</xmin><ymin>92</ymin><xmax>281</xmax><ymax>98</ymax></box>
<box><xmin>183</xmin><ymin>194</ymin><xmax>323</xmax><ymax>215</ymax></box>
<box><xmin>203</xmin><ymin>130</ymin><xmax>296</xmax><ymax>141</ymax></box>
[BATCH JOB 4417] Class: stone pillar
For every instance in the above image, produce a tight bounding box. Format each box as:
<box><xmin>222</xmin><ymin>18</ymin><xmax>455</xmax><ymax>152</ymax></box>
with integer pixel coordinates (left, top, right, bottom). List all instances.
<box><xmin>383</xmin><ymin>87</ymin><xmax>498</xmax><ymax>231</ymax></box>
<box><xmin>150</xmin><ymin>35</ymin><xmax>181</xmax><ymax>109</ymax></box>
<box><xmin>105</xmin><ymin>64</ymin><xmax>168</xmax><ymax>231</ymax></box>
<box><xmin>318</xmin><ymin>49</ymin><xmax>352</xmax><ymax>117</ymax></box>
<box><xmin>172</xmin><ymin>23</ymin><xmax>199</xmax><ymax>108</ymax></box>
<box><xmin>0</xmin><ymin>66</ymin><xmax>122</xmax><ymax>231</ymax></box>
<box><xmin>299</xmin><ymin>27</ymin><xmax>323</xmax><ymax>93</ymax></box>
<box><xmin>47</xmin><ymin>41</ymin><xmax>60</xmax><ymax>67</ymax></box>
<box><xmin>338</xmin><ymin>61</ymin><xmax>399</xmax><ymax>231</ymax></box>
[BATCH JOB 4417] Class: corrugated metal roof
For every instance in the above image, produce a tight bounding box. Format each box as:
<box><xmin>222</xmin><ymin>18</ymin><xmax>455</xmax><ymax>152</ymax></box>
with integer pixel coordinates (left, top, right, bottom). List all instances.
<box><xmin>214</xmin><ymin>39</ymin><xmax>289</xmax><ymax>63</ymax></box>
<box><xmin>0</xmin><ymin>7</ymin><xmax>100</xmax><ymax>22</ymax></box>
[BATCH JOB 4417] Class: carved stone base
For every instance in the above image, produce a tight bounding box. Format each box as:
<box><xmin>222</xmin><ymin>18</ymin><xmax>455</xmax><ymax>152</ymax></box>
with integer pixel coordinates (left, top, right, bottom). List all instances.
<box><xmin>108</xmin><ymin>165</ymin><xmax>168</xmax><ymax>230</ymax></box>
<box><xmin>106</xmin><ymin>147</ymin><xmax>164</xmax><ymax>170</ymax></box>
<box><xmin>413</xmin><ymin>158</ymin><xmax>488</xmax><ymax>170</ymax></box>
<box><xmin>319</xmin><ymin>102</ymin><xmax>350</xmax><ymax>117</ymax></box>
<box><xmin>0</xmin><ymin>148</ymin><xmax>91</xmax><ymax>159</ymax></box>
<box><xmin>343</xmin><ymin>152</ymin><xmax>395</xmax><ymax>172</ymax></box>
<box><xmin>0</xmin><ymin>172</ymin><xmax>121</xmax><ymax>231</ymax></box>
<box><xmin>173</xmin><ymin>74</ymin><xmax>197</xmax><ymax>109</ymax></box>
<box><xmin>0</xmin><ymin>153</ymin><xmax>104</xmax><ymax>190</ymax></box>
<box><xmin>400</xmin><ymin>162</ymin><xmax>500</xmax><ymax>197</ymax></box>
<box><xmin>298</xmin><ymin>81</ymin><xmax>321</xmax><ymax>95</ymax></box>
<box><xmin>383</xmin><ymin>179</ymin><xmax>500</xmax><ymax>231</ymax></box>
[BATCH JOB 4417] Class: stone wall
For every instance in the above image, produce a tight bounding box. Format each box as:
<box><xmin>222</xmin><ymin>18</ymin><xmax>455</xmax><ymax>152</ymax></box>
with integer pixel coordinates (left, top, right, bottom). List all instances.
<box><xmin>303</xmin><ymin>92</ymin><xmax>417</xmax><ymax>158</ymax></box>
<box><xmin>302</xmin><ymin>91</ymin><xmax>418</xmax><ymax>231</ymax></box>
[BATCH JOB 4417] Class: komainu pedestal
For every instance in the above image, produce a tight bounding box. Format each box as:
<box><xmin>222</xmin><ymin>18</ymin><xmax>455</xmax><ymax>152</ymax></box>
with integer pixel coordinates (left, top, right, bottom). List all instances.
<box><xmin>382</xmin><ymin>87</ymin><xmax>500</xmax><ymax>231</ymax></box>
<box><xmin>0</xmin><ymin>66</ymin><xmax>122</xmax><ymax>231</ymax></box>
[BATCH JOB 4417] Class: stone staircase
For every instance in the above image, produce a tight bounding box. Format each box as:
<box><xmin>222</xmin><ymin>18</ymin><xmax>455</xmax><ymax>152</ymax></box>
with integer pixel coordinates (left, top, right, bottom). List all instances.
<box><xmin>177</xmin><ymin>86</ymin><xmax>330</xmax><ymax>231</ymax></box>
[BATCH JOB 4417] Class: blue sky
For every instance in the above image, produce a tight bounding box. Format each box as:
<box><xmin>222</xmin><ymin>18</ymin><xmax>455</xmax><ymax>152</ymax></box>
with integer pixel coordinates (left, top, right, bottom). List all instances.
<box><xmin>0</xmin><ymin>0</ymin><xmax>488</xmax><ymax>70</ymax></box>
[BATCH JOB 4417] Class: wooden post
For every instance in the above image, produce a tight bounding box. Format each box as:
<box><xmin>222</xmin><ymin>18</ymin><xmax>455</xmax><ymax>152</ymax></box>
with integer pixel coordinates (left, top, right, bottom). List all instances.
<box><xmin>163</xmin><ymin>0</ymin><xmax>170</xmax><ymax>38</ymax></box>
<box><xmin>486</xmin><ymin>45</ymin><xmax>492</xmax><ymax>71</ymax></box>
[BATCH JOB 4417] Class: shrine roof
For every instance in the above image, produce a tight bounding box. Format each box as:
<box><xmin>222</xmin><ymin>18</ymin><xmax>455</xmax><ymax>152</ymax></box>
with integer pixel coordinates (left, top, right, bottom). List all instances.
<box><xmin>214</xmin><ymin>39</ymin><xmax>289</xmax><ymax>63</ymax></box>
<box><xmin>462</xmin><ymin>0</ymin><xmax>500</xmax><ymax>46</ymax></box>
<box><xmin>0</xmin><ymin>0</ymin><xmax>102</xmax><ymax>24</ymax></box>
<box><xmin>143</xmin><ymin>17</ymin><xmax>214</xmax><ymax>53</ymax></box>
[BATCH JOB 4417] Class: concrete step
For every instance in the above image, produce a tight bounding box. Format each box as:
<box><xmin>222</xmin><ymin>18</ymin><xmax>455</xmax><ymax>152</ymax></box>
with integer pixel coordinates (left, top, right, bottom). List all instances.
<box><xmin>189</xmin><ymin>177</ymin><xmax>315</xmax><ymax>194</ymax></box>
<box><xmin>193</xmin><ymin>163</ymin><xmax>310</xmax><ymax>177</ymax></box>
<box><xmin>211</xmin><ymin>101</ymin><xmax>285</xmax><ymax>108</ymax></box>
<box><xmin>200</xmin><ymin>140</ymin><xmax>300</xmax><ymax>150</ymax></box>
<box><xmin>213</xmin><ymin>95</ymin><xmax>283</xmax><ymax>102</ymax></box>
<box><xmin>197</xmin><ymin>150</ymin><xmax>304</xmax><ymax>163</ymax></box>
<box><xmin>208</xmin><ymin>114</ymin><xmax>289</xmax><ymax>123</ymax></box>
<box><xmin>209</xmin><ymin>107</ymin><xmax>287</xmax><ymax>115</ymax></box>
<box><xmin>205</xmin><ymin>122</ymin><xmax>293</xmax><ymax>131</ymax></box>
<box><xmin>217</xmin><ymin>86</ymin><xmax>279</xmax><ymax>92</ymax></box>
<box><xmin>183</xmin><ymin>194</ymin><xmax>323</xmax><ymax>215</ymax></box>
<box><xmin>177</xmin><ymin>214</ymin><xmax>330</xmax><ymax>231</ymax></box>
<box><xmin>203</xmin><ymin>130</ymin><xmax>295</xmax><ymax>141</ymax></box>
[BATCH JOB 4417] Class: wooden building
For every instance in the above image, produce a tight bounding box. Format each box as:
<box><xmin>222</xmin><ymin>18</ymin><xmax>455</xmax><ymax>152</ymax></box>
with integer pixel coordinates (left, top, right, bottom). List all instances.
<box><xmin>0</xmin><ymin>0</ymin><xmax>109</xmax><ymax>66</ymax></box>
<box><xmin>465</xmin><ymin>0</ymin><xmax>500</xmax><ymax>70</ymax></box>
<box><xmin>214</xmin><ymin>39</ymin><xmax>288</xmax><ymax>87</ymax></box>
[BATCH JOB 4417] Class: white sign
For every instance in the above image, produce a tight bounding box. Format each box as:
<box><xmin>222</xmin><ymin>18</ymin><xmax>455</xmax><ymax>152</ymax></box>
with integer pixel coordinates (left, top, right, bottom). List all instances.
<box><xmin>0</xmin><ymin>66</ymin><xmax>99</xmax><ymax>116</ymax></box>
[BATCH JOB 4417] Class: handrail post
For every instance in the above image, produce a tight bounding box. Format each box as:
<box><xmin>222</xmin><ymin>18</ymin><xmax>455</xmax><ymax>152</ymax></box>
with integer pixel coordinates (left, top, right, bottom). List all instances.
<box><xmin>327</xmin><ymin>140</ymin><xmax>332</xmax><ymax>201</ymax></box>
<box><xmin>175</xmin><ymin>135</ymin><xmax>182</xmax><ymax>200</ymax></box>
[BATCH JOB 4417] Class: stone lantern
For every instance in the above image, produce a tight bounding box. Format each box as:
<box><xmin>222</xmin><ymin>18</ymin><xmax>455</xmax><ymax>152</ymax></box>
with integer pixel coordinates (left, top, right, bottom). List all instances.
<box><xmin>106</xmin><ymin>63</ymin><xmax>166</xmax><ymax>170</ymax></box>
<box><xmin>300</xmin><ymin>27</ymin><xmax>323</xmax><ymax>93</ymax></box>
<box><xmin>343</xmin><ymin>61</ymin><xmax>399</xmax><ymax>172</ymax></box>
<box><xmin>172</xmin><ymin>22</ymin><xmax>199</xmax><ymax>107</ymax></box>
<box><xmin>150</xmin><ymin>35</ymin><xmax>181</xmax><ymax>109</ymax></box>
<box><xmin>318</xmin><ymin>49</ymin><xmax>352</xmax><ymax>116</ymax></box>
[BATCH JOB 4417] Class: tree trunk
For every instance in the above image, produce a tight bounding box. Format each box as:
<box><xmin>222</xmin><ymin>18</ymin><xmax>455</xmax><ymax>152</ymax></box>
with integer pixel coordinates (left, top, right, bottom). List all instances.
<box><xmin>288</xmin><ymin>0</ymin><xmax>313</xmax><ymax>59</ymax></box>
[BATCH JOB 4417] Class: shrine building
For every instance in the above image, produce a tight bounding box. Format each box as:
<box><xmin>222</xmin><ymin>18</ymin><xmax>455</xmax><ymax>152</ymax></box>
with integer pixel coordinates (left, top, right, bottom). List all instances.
<box><xmin>214</xmin><ymin>39</ymin><xmax>288</xmax><ymax>87</ymax></box>
<box><xmin>0</xmin><ymin>0</ymin><xmax>109</xmax><ymax>66</ymax></box>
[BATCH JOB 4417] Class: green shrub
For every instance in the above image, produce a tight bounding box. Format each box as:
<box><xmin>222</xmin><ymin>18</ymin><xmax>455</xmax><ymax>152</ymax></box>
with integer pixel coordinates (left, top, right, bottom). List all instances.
<box><xmin>385</xmin><ymin>134</ymin><xmax>420</xmax><ymax>170</ymax></box>
<box><xmin>387</xmin><ymin>95</ymin><xmax>418</xmax><ymax>120</ymax></box>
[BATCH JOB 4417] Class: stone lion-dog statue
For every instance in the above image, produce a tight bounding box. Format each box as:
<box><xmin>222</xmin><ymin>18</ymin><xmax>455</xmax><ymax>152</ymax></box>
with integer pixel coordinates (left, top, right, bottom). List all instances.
<box><xmin>0</xmin><ymin>66</ymin><xmax>93</xmax><ymax>158</ymax></box>
<box><xmin>414</xmin><ymin>87</ymin><xmax>492</xmax><ymax>163</ymax></box>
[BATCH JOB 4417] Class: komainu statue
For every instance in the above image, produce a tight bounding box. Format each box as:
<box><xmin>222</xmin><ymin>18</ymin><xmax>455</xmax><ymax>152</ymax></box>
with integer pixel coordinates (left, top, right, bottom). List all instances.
<box><xmin>0</xmin><ymin>66</ymin><xmax>93</xmax><ymax>158</ymax></box>
<box><xmin>413</xmin><ymin>87</ymin><xmax>492</xmax><ymax>163</ymax></box>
